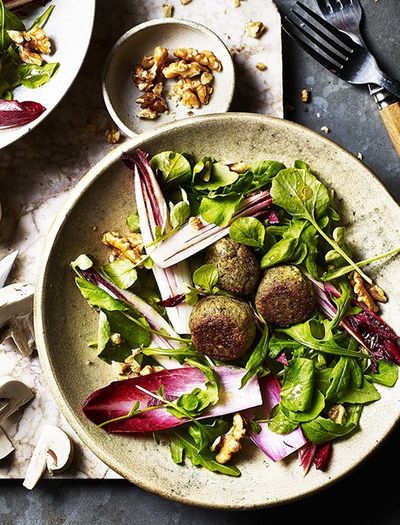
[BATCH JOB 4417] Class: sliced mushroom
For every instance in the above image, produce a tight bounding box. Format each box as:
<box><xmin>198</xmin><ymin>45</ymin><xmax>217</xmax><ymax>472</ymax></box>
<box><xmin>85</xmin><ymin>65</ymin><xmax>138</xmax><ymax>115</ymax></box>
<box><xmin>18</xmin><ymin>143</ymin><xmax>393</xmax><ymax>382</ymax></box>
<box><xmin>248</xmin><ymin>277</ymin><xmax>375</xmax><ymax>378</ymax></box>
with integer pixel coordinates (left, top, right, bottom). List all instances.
<box><xmin>23</xmin><ymin>425</ymin><xmax>74</xmax><ymax>490</ymax></box>
<box><xmin>0</xmin><ymin>377</ymin><xmax>34</xmax><ymax>423</ymax></box>
<box><xmin>0</xmin><ymin>427</ymin><xmax>14</xmax><ymax>460</ymax></box>
<box><xmin>0</xmin><ymin>283</ymin><xmax>35</xmax><ymax>356</ymax></box>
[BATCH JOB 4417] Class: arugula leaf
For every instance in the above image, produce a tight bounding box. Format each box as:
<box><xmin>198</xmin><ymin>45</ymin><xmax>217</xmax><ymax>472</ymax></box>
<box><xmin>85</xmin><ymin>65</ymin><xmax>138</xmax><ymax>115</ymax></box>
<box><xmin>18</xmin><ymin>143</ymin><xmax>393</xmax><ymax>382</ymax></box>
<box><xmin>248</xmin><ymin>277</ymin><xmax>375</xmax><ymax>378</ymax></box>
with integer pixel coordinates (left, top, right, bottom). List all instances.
<box><xmin>329</xmin><ymin>278</ymin><xmax>352</xmax><ymax>329</ymax></box>
<box><xmin>17</xmin><ymin>63</ymin><xmax>59</xmax><ymax>89</ymax></box>
<box><xmin>241</xmin><ymin>326</ymin><xmax>269</xmax><ymax>388</ymax></box>
<box><xmin>365</xmin><ymin>360</ymin><xmax>399</xmax><ymax>387</ymax></box>
<box><xmin>75</xmin><ymin>277</ymin><xmax>128</xmax><ymax>312</ymax></box>
<box><xmin>126</xmin><ymin>212</ymin><xmax>140</xmax><ymax>232</ymax></box>
<box><xmin>169</xmin><ymin>438</ymin><xmax>184</xmax><ymax>464</ymax></box>
<box><xmin>188</xmin><ymin>419</ymin><xmax>230</xmax><ymax>452</ymax></box>
<box><xmin>229</xmin><ymin>216</ymin><xmax>265</xmax><ymax>249</ymax></box>
<box><xmin>199</xmin><ymin>193</ymin><xmax>242</xmax><ymax>227</ymax></box>
<box><xmin>281</xmin><ymin>357</ymin><xmax>315</xmax><ymax>412</ymax></box>
<box><xmin>325</xmin><ymin>356</ymin><xmax>352</xmax><ymax>401</ymax></box>
<box><xmin>168</xmin><ymin>431</ymin><xmax>240</xmax><ymax>476</ymax></box>
<box><xmin>277</xmin><ymin>318</ymin><xmax>362</xmax><ymax>358</ymax></box>
<box><xmin>29</xmin><ymin>4</ymin><xmax>55</xmax><ymax>30</ymax></box>
<box><xmin>0</xmin><ymin>1</ymin><xmax>24</xmax><ymax>51</ymax></box>
<box><xmin>338</xmin><ymin>379</ymin><xmax>381</xmax><ymax>404</ymax></box>
<box><xmin>97</xmin><ymin>310</ymin><xmax>111</xmax><ymax>354</ymax></box>
<box><xmin>250</xmin><ymin>160</ymin><xmax>286</xmax><ymax>189</ymax></box>
<box><xmin>282</xmin><ymin>389</ymin><xmax>325</xmax><ymax>423</ymax></box>
<box><xmin>150</xmin><ymin>151</ymin><xmax>191</xmax><ymax>186</ymax></box>
<box><xmin>193</xmin><ymin>162</ymin><xmax>238</xmax><ymax>191</ymax></box>
<box><xmin>267</xmin><ymin>336</ymin><xmax>304</xmax><ymax>358</ymax></box>
<box><xmin>103</xmin><ymin>259</ymin><xmax>138</xmax><ymax>290</ymax></box>
<box><xmin>268</xmin><ymin>404</ymin><xmax>299</xmax><ymax>434</ymax></box>
<box><xmin>302</xmin><ymin>404</ymin><xmax>363</xmax><ymax>444</ymax></box>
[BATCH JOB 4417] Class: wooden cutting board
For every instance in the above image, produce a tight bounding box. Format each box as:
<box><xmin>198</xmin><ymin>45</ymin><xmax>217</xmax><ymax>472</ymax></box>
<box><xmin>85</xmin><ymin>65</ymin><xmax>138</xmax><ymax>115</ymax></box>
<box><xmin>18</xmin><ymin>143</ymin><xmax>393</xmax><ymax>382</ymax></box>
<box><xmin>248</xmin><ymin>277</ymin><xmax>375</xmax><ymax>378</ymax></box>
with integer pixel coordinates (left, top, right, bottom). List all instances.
<box><xmin>0</xmin><ymin>0</ymin><xmax>282</xmax><ymax>480</ymax></box>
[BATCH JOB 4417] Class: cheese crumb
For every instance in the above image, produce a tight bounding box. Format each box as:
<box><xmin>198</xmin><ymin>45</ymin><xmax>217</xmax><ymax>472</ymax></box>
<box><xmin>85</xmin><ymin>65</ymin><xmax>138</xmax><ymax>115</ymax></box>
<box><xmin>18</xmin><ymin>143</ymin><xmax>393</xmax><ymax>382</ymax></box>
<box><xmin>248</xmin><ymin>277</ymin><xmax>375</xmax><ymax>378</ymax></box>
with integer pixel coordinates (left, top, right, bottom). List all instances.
<box><xmin>320</xmin><ymin>126</ymin><xmax>330</xmax><ymax>134</ymax></box>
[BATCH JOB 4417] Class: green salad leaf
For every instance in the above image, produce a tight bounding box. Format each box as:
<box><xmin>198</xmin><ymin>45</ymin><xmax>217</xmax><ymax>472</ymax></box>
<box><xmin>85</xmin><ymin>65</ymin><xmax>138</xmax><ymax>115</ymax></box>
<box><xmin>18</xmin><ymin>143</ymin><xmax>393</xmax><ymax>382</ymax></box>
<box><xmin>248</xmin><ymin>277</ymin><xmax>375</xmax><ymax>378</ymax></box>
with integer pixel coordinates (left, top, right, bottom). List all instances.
<box><xmin>338</xmin><ymin>379</ymin><xmax>380</xmax><ymax>404</ymax></box>
<box><xmin>282</xmin><ymin>389</ymin><xmax>325</xmax><ymax>423</ymax></box>
<box><xmin>193</xmin><ymin>161</ymin><xmax>238</xmax><ymax>191</ymax></box>
<box><xmin>0</xmin><ymin>0</ymin><xmax>25</xmax><ymax>51</ymax></box>
<box><xmin>268</xmin><ymin>404</ymin><xmax>299</xmax><ymax>434</ymax></box>
<box><xmin>302</xmin><ymin>405</ymin><xmax>363</xmax><ymax>444</ymax></box>
<box><xmin>17</xmin><ymin>62</ymin><xmax>59</xmax><ymax>89</ymax></box>
<box><xmin>126</xmin><ymin>212</ymin><xmax>140</xmax><ymax>232</ymax></box>
<box><xmin>241</xmin><ymin>326</ymin><xmax>269</xmax><ymax>388</ymax></box>
<box><xmin>75</xmin><ymin>277</ymin><xmax>128</xmax><ymax>312</ymax></box>
<box><xmin>229</xmin><ymin>216</ymin><xmax>265</xmax><ymax>249</ymax></box>
<box><xmin>103</xmin><ymin>259</ymin><xmax>138</xmax><ymax>290</ymax></box>
<box><xmin>150</xmin><ymin>151</ymin><xmax>191</xmax><ymax>186</ymax></box>
<box><xmin>365</xmin><ymin>360</ymin><xmax>399</xmax><ymax>387</ymax></box>
<box><xmin>199</xmin><ymin>193</ymin><xmax>242</xmax><ymax>227</ymax></box>
<box><xmin>280</xmin><ymin>357</ymin><xmax>315</xmax><ymax>412</ymax></box>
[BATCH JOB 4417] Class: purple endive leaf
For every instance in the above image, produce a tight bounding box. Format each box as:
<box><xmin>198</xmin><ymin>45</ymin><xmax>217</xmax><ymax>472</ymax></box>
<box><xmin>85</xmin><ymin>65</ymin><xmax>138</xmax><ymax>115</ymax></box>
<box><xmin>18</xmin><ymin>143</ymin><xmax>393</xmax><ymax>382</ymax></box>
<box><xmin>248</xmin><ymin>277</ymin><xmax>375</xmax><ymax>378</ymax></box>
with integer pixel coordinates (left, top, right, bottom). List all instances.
<box><xmin>151</xmin><ymin>191</ymin><xmax>272</xmax><ymax>268</ymax></box>
<box><xmin>299</xmin><ymin>441</ymin><xmax>317</xmax><ymax>475</ymax></box>
<box><xmin>83</xmin><ymin>365</ymin><xmax>262</xmax><ymax>433</ymax></box>
<box><xmin>313</xmin><ymin>442</ymin><xmax>332</xmax><ymax>471</ymax></box>
<box><xmin>0</xmin><ymin>99</ymin><xmax>46</xmax><ymax>128</ymax></box>
<box><xmin>243</xmin><ymin>375</ymin><xmax>307</xmax><ymax>462</ymax></box>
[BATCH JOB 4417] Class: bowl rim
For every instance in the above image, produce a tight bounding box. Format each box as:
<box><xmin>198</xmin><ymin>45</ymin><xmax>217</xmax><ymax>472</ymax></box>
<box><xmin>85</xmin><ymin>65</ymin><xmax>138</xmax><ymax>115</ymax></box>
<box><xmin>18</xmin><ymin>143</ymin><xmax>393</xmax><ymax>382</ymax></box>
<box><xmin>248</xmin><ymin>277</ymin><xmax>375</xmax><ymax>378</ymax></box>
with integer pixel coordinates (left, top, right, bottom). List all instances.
<box><xmin>34</xmin><ymin>113</ymin><xmax>400</xmax><ymax>509</ymax></box>
<box><xmin>102</xmin><ymin>18</ymin><xmax>236</xmax><ymax>137</ymax></box>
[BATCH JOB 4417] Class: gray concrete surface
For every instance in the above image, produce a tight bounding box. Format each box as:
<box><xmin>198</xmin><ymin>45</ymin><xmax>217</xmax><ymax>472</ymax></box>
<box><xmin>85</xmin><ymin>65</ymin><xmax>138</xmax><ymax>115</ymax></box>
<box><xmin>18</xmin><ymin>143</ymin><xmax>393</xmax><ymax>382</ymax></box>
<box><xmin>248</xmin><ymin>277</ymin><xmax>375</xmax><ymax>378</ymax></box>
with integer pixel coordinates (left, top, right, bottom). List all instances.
<box><xmin>1</xmin><ymin>0</ymin><xmax>399</xmax><ymax>523</ymax></box>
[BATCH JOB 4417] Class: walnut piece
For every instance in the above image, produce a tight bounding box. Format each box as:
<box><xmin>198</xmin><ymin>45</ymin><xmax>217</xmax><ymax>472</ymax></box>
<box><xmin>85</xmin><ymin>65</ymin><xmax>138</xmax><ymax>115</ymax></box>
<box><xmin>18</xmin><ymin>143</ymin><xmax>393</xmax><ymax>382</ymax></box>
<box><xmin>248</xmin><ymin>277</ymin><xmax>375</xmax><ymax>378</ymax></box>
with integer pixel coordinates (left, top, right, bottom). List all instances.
<box><xmin>256</xmin><ymin>62</ymin><xmax>267</xmax><ymax>71</ymax></box>
<box><xmin>104</xmin><ymin>123</ymin><xmax>121</xmax><ymax>144</ymax></box>
<box><xmin>213</xmin><ymin>413</ymin><xmax>246</xmax><ymax>464</ymax></box>
<box><xmin>136</xmin><ymin>90</ymin><xmax>168</xmax><ymax>114</ymax></box>
<box><xmin>8</xmin><ymin>26</ymin><xmax>51</xmax><ymax>65</ymax></box>
<box><xmin>115</xmin><ymin>350</ymin><xmax>164</xmax><ymax>380</ymax></box>
<box><xmin>328</xmin><ymin>404</ymin><xmax>346</xmax><ymax>425</ymax></box>
<box><xmin>300</xmin><ymin>89</ymin><xmax>311</xmax><ymax>103</ymax></box>
<box><xmin>163</xmin><ymin>60</ymin><xmax>203</xmax><ymax>79</ymax></box>
<box><xmin>174</xmin><ymin>48</ymin><xmax>222</xmax><ymax>71</ymax></box>
<box><xmin>138</xmin><ymin>109</ymin><xmax>158</xmax><ymax>120</ymax></box>
<box><xmin>162</xmin><ymin>3</ymin><xmax>174</xmax><ymax>17</ymax></box>
<box><xmin>133</xmin><ymin>46</ymin><xmax>169</xmax><ymax>92</ymax></box>
<box><xmin>227</xmin><ymin>162</ymin><xmax>250</xmax><ymax>174</ymax></box>
<box><xmin>245</xmin><ymin>21</ymin><xmax>265</xmax><ymax>39</ymax></box>
<box><xmin>102</xmin><ymin>231</ymin><xmax>143</xmax><ymax>264</ymax></box>
<box><xmin>349</xmin><ymin>271</ymin><xmax>387</xmax><ymax>313</ymax></box>
<box><xmin>189</xmin><ymin>216</ymin><xmax>204</xmax><ymax>230</ymax></box>
<box><xmin>172</xmin><ymin>78</ymin><xmax>213</xmax><ymax>108</ymax></box>
<box><xmin>180</xmin><ymin>0</ymin><xmax>192</xmax><ymax>4</ymax></box>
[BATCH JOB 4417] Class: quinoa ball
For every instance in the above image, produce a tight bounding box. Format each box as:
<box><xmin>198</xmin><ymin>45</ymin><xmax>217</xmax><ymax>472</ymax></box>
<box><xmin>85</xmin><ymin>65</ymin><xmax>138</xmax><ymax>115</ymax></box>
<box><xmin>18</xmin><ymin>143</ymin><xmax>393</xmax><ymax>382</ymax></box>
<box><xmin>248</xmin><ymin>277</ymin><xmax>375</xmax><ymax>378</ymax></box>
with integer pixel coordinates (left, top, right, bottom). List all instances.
<box><xmin>189</xmin><ymin>295</ymin><xmax>256</xmax><ymax>361</ymax></box>
<box><xmin>205</xmin><ymin>238</ymin><xmax>261</xmax><ymax>295</ymax></box>
<box><xmin>255</xmin><ymin>265</ymin><xmax>315</xmax><ymax>327</ymax></box>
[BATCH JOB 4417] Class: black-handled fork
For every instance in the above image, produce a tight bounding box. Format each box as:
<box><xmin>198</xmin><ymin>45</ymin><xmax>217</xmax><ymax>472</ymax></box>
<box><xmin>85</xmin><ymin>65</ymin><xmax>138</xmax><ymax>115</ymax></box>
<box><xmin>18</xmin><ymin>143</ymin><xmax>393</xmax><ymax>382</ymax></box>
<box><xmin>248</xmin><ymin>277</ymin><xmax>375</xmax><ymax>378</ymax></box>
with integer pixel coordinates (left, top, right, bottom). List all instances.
<box><xmin>283</xmin><ymin>2</ymin><xmax>400</xmax><ymax>155</ymax></box>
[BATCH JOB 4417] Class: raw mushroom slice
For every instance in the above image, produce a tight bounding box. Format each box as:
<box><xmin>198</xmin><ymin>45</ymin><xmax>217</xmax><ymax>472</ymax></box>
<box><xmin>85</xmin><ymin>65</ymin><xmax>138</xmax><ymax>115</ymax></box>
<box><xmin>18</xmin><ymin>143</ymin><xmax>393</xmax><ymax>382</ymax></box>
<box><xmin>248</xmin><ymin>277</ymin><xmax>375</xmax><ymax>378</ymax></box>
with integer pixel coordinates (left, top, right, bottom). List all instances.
<box><xmin>0</xmin><ymin>282</ymin><xmax>35</xmax><ymax>356</ymax></box>
<box><xmin>23</xmin><ymin>425</ymin><xmax>74</xmax><ymax>490</ymax></box>
<box><xmin>0</xmin><ymin>427</ymin><xmax>14</xmax><ymax>460</ymax></box>
<box><xmin>0</xmin><ymin>377</ymin><xmax>34</xmax><ymax>423</ymax></box>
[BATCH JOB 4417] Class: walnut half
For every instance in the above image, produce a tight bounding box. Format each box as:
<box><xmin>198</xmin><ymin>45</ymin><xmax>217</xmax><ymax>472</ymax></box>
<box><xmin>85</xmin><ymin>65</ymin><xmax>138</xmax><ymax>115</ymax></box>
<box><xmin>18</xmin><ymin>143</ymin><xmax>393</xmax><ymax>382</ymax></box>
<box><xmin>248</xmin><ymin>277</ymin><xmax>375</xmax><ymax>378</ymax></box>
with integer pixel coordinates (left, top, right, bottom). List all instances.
<box><xmin>102</xmin><ymin>231</ymin><xmax>143</xmax><ymax>264</ymax></box>
<box><xmin>349</xmin><ymin>271</ymin><xmax>387</xmax><ymax>313</ymax></box>
<box><xmin>211</xmin><ymin>413</ymin><xmax>246</xmax><ymax>464</ymax></box>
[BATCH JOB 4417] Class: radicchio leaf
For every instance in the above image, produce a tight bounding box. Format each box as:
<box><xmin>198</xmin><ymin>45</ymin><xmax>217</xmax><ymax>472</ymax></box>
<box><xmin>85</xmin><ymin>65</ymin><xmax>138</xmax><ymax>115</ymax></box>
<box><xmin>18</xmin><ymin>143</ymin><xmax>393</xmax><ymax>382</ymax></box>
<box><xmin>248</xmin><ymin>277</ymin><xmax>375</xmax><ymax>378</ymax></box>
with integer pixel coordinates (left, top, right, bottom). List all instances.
<box><xmin>313</xmin><ymin>442</ymin><xmax>332</xmax><ymax>471</ymax></box>
<box><xmin>243</xmin><ymin>375</ymin><xmax>307</xmax><ymax>462</ymax></box>
<box><xmin>0</xmin><ymin>100</ymin><xmax>46</xmax><ymax>128</ymax></box>
<box><xmin>83</xmin><ymin>365</ymin><xmax>262</xmax><ymax>433</ymax></box>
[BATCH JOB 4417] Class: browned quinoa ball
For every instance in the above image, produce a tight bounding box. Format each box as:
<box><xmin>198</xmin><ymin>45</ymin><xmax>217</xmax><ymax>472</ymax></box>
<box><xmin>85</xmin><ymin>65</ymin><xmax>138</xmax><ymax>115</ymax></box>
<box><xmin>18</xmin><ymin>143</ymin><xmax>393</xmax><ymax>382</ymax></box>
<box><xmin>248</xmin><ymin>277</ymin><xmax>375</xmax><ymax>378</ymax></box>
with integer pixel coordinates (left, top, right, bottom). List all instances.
<box><xmin>255</xmin><ymin>265</ymin><xmax>315</xmax><ymax>327</ymax></box>
<box><xmin>189</xmin><ymin>295</ymin><xmax>256</xmax><ymax>361</ymax></box>
<box><xmin>205</xmin><ymin>238</ymin><xmax>261</xmax><ymax>295</ymax></box>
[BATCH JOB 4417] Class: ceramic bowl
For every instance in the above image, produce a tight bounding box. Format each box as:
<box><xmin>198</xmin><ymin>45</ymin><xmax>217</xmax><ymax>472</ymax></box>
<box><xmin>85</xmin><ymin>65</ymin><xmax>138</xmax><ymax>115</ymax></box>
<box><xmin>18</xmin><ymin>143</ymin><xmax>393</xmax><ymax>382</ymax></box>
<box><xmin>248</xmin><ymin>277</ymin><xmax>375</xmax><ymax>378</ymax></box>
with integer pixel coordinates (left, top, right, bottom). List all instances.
<box><xmin>35</xmin><ymin>114</ymin><xmax>400</xmax><ymax>509</ymax></box>
<box><xmin>102</xmin><ymin>19</ymin><xmax>235</xmax><ymax>136</ymax></box>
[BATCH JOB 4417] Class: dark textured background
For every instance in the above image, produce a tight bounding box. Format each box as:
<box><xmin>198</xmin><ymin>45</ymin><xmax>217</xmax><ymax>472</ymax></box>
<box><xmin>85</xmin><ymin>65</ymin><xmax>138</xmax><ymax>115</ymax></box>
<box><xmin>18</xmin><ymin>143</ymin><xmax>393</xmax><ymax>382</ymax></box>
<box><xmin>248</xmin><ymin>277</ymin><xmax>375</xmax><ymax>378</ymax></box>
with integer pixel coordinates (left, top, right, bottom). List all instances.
<box><xmin>1</xmin><ymin>0</ymin><xmax>400</xmax><ymax>523</ymax></box>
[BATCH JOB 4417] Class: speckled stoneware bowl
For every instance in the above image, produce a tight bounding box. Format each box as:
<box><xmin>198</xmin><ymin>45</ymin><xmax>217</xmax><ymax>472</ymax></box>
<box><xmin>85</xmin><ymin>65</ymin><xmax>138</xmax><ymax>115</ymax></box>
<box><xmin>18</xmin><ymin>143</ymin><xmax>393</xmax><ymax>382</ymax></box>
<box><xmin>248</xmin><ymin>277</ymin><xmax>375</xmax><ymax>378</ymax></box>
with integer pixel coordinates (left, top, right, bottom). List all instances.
<box><xmin>35</xmin><ymin>114</ymin><xmax>400</xmax><ymax>509</ymax></box>
<box><xmin>102</xmin><ymin>19</ymin><xmax>235</xmax><ymax>136</ymax></box>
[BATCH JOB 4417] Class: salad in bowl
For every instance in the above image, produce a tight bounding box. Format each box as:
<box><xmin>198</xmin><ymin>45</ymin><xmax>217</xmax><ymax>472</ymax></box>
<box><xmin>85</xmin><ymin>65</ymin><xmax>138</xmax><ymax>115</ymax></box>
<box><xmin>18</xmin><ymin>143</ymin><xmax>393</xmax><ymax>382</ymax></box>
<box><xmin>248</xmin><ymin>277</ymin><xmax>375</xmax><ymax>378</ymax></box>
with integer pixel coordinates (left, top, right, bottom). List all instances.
<box><xmin>71</xmin><ymin>148</ymin><xmax>400</xmax><ymax>477</ymax></box>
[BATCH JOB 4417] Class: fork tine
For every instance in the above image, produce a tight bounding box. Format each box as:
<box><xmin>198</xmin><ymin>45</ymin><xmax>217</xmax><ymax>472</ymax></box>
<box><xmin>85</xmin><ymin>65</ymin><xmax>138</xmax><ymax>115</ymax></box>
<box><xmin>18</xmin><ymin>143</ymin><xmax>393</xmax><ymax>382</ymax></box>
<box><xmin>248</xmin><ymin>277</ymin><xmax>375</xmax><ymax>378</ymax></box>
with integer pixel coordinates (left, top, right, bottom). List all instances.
<box><xmin>291</xmin><ymin>10</ymin><xmax>349</xmax><ymax>64</ymax></box>
<box><xmin>296</xmin><ymin>1</ymin><xmax>357</xmax><ymax>49</ymax></box>
<box><xmin>283</xmin><ymin>17</ymin><xmax>341</xmax><ymax>75</ymax></box>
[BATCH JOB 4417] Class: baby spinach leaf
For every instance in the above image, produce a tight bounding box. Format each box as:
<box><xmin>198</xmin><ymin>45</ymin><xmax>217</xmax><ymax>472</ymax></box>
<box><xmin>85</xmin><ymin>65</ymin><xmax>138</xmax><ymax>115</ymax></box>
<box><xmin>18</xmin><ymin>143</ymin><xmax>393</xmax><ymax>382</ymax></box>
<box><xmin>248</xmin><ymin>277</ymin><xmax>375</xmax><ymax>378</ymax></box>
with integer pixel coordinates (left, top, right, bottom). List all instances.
<box><xmin>365</xmin><ymin>360</ymin><xmax>399</xmax><ymax>387</ymax></box>
<box><xmin>301</xmin><ymin>405</ymin><xmax>363</xmax><ymax>444</ymax></box>
<box><xmin>315</xmin><ymin>368</ymin><xmax>332</xmax><ymax>394</ymax></box>
<box><xmin>17</xmin><ymin>62</ymin><xmax>59</xmax><ymax>89</ymax></box>
<box><xmin>126</xmin><ymin>212</ymin><xmax>140</xmax><ymax>232</ymax></box>
<box><xmin>268</xmin><ymin>404</ymin><xmax>299</xmax><ymax>434</ymax></box>
<box><xmin>168</xmin><ymin>431</ymin><xmax>240</xmax><ymax>476</ymax></box>
<box><xmin>193</xmin><ymin>264</ymin><xmax>218</xmax><ymax>293</ymax></box>
<box><xmin>103</xmin><ymin>259</ymin><xmax>138</xmax><ymax>290</ymax></box>
<box><xmin>193</xmin><ymin>162</ymin><xmax>238</xmax><ymax>191</ymax></box>
<box><xmin>150</xmin><ymin>151</ymin><xmax>191</xmax><ymax>186</ymax></box>
<box><xmin>271</xmin><ymin>167</ymin><xmax>330</xmax><ymax>221</ymax></box>
<box><xmin>281</xmin><ymin>357</ymin><xmax>315</xmax><ymax>412</ymax></box>
<box><xmin>250</xmin><ymin>160</ymin><xmax>286</xmax><ymax>189</ymax></box>
<box><xmin>338</xmin><ymin>379</ymin><xmax>380</xmax><ymax>404</ymax></box>
<box><xmin>97</xmin><ymin>310</ymin><xmax>111</xmax><ymax>354</ymax></box>
<box><xmin>103</xmin><ymin>309</ymin><xmax>151</xmax><ymax>350</ymax></box>
<box><xmin>261</xmin><ymin>238</ymin><xmax>298</xmax><ymax>269</ymax></box>
<box><xmin>282</xmin><ymin>389</ymin><xmax>325</xmax><ymax>423</ymax></box>
<box><xmin>75</xmin><ymin>277</ymin><xmax>128</xmax><ymax>312</ymax></box>
<box><xmin>241</xmin><ymin>326</ymin><xmax>269</xmax><ymax>388</ymax></box>
<box><xmin>325</xmin><ymin>356</ymin><xmax>352</xmax><ymax>401</ymax></box>
<box><xmin>229</xmin><ymin>216</ymin><xmax>265</xmax><ymax>249</ymax></box>
<box><xmin>169</xmin><ymin>439</ymin><xmax>184</xmax><ymax>464</ymax></box>
<box><xmin>170</xmin><ymin>200</ymin><xmax>190</xmax><ymax>229</ymax></box>
<box><xmin>199</xmin><ymin>193</ymin><xmax>242</xmax><ymax>226</ymax></box>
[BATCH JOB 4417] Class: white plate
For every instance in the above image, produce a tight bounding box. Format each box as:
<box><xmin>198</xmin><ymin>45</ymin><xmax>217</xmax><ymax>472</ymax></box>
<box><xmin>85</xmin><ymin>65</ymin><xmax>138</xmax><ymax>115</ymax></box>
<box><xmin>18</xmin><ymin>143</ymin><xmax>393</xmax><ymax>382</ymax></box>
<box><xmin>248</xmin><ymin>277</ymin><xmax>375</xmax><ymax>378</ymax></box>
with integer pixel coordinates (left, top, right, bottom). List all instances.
<box><xmin>0</xmin><ymin>0</ymin><xmax>96</xmax><ymax>149</ymax></box>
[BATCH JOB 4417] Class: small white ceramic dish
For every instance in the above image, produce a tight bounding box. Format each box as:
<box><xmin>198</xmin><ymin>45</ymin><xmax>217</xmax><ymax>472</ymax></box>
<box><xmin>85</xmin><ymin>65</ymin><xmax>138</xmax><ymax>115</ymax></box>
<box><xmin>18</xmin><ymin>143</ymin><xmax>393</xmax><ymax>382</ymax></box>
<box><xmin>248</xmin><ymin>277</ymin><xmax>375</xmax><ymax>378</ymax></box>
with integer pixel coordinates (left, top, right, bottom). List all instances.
<box><xmin>102</xmin><ymin>19</ymin><xmax>235</xmax><ymax>136</ymax></box>
<box><xmin>0</xmin><ymin>0</ymin><xmax>95</xmax><ymax>150</ymax></box>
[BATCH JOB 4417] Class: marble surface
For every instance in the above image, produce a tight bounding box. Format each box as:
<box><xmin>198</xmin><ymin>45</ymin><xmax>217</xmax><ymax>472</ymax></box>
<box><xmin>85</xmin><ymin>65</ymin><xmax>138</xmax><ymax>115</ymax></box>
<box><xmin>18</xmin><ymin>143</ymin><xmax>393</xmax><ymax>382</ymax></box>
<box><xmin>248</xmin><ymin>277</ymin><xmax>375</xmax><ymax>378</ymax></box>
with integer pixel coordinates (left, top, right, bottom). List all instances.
<box><xmin>0</xmin><ymin>0</ymin><xmax>283</xmax><ymax>480</ymax></box>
